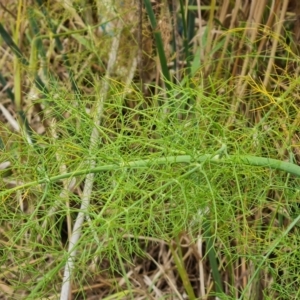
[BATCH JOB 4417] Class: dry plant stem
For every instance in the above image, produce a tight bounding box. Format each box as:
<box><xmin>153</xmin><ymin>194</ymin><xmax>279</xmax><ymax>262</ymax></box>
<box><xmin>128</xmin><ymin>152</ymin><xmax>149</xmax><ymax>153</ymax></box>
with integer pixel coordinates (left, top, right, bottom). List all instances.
<box><xmin>243</xmin><ymin>0</ymin><xmax>280</xmax><ymax>88</ymax></box>
<box><xmin>89</xmin><ymin>55</ymin><xmax>138</xmax><ymax>269</ymax></box>
<box><xmin>197</xmin><ymin>236</ymin><xmax>206</xmax><ymax>298</ymax></box>
<box><xmin>210</xmin><ymin>0</ymin><xmax>229</xmax><ymax>66</ymax></box>
<box><xmin>218</xmin><ymin>0</ymin><xmax>230</xmax><ymax>26</ymax></box>
<box><xmin>196</xmin><ymin>0</ymin><xmax>203</xmax><ymax>57</ymax></box>
<box><xmin>146</xmin><ymin>253</ymin><xmax>183</xmax><ymax>300</ymax></box>
<box><xmin>204</xmin><ymin>0</ymin><xmax>216</xmax><ymax>74</ymax></box>
<box><xmin>238</xmin><ymin>0</ymin><xmax>265</xmax><ymax>84</ymax></box>
<box><xmin>215</xmin><ymin>0</ymin><xmax>240</xmax><ymax>78</ymax></box>
<box><xmin>59</xmin><ymin>24</ymin><xmax>122</xmax><ymax>300</ymax></box>
<box><xmin>227</xmin><ymin>1</ymin><xmax>266</xmax><ymax>126</ymax></box>
<box><xmin>263</xmin><ymin>0</ymin><xmax>289</xmax><ymax>87</ymax></box>
<box><xmin>0</xmin><ymin>103</ymin><xmax>19</xmax><ymax>131</ymax></box>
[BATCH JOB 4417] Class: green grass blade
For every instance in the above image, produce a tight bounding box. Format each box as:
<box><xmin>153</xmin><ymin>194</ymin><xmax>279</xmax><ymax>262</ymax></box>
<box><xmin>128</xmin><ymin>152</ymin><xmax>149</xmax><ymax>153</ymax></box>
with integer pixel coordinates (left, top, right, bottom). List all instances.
<box><xmin>143</xmin><ymin>0</ymin><xmax>171</xmax><ymax>90</ymax></box>
<box><xmin>27</xmin><ymin>7</ymin><xmax>46</xmax><ymax>60</ymax></box>
<box><xmin>143</xmin><ymin>0</ymin><xmax>157</xmax><ymax>29</ymax></box>
<box><xmin>0</xmin><ymin>24</ymin><xmax>39</xmax><ymax>142</ymax></box>
<box><xmin>203</xmin><ymin>219</ymin><xmax>224</xmax><ymax>295</ymax></box>
<box><xmin>186</xmin><ymin>0</ymin><xmax>196</xmax><ymax>72</ymax></box>
<box><xmin>0</xmin><ymin>22</ymin><xmax>28</xmax><ymax>65</ymax></box>
<box><xmin>0</xmin><ymin>22</ymin><xmax>48</xmax><ymax>95</ymax></box>
<box><xmin>170</xmin><ymin>240</ymin><xmax>197</xmax><ymax>299</ymax></box>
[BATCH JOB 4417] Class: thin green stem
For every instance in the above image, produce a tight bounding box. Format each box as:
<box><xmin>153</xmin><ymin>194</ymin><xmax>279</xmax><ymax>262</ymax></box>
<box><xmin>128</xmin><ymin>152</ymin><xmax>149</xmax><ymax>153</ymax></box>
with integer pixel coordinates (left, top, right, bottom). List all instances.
<box><xmin>2</xmin><ymin>153</ymin><xmax>299</xmax><ymax>198</ymax></box>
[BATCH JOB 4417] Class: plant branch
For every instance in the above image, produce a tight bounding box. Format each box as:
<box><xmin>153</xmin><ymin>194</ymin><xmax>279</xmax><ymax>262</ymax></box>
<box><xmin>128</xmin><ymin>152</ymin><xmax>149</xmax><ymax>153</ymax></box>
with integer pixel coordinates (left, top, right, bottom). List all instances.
<box><xmin>3</xmin><ymin>154</ymin><xmax>300</xmax><ymax>199</ymax></box>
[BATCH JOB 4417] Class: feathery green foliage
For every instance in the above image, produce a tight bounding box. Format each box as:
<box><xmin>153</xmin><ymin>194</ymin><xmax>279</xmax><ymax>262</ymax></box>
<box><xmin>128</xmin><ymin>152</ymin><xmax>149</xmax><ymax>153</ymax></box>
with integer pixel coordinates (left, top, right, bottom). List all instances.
<box><xmin>1</xmin><ymin>1</ymin><xmax>300</xmax><ymax>299</ymax></box>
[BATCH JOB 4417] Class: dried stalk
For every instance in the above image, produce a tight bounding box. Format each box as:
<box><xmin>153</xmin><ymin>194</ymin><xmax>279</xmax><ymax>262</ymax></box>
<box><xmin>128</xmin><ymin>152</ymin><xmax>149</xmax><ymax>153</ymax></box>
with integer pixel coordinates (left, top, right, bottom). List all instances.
<box><xmin>59</xmin><ymin>22</ymin><xmax>122</xmax><ymax>300</ymax></box>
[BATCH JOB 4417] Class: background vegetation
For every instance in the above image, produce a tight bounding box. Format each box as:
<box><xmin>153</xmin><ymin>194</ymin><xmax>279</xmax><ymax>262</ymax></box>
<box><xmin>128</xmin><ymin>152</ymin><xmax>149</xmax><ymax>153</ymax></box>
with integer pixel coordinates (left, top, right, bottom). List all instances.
<box><xmin>0</xmin><ymin>0</ymin><xmax>300</xmax><ymax>299</ymax></box>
